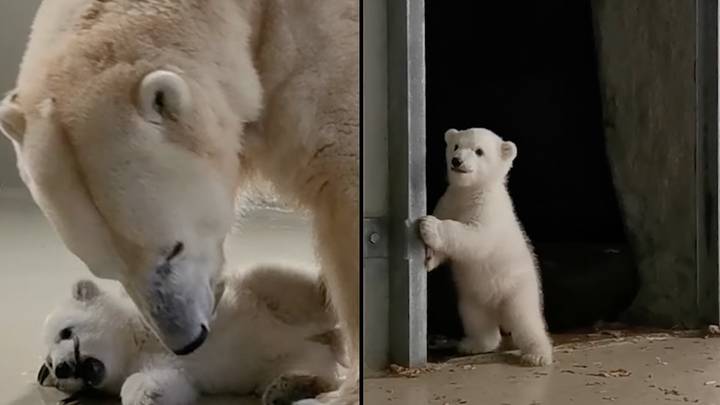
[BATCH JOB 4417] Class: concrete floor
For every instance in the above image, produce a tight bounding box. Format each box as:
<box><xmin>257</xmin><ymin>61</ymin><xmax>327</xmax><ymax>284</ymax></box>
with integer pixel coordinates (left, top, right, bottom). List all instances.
<box><xmin>0</xmin><ymin>187</ymin><xmax>316</xmax><ymax>405</ymax></box>
<box><xmin>365</xmin><ymin>332</ymin><xmax>720</xmax><ymax>405</ymax></box>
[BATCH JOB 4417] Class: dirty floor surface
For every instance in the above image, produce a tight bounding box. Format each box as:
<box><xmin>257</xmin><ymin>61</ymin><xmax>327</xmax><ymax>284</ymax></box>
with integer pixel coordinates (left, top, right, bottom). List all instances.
<box><xmin>365</xmin><ymin>333</ymin><xmax>720</xmax><ymax>405</ymax></box>
<box><xmin>0</xmin><ymin>188</ymin><xmax>316</xmax><ymax>405</ymax></box>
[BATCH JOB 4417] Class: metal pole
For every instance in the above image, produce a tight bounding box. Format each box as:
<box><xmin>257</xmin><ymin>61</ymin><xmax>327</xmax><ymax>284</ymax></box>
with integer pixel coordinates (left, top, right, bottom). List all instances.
<box><xmin>387</xmin><ymin>0</ymin><xmax>427</xmax><ymax>367</ymax></box>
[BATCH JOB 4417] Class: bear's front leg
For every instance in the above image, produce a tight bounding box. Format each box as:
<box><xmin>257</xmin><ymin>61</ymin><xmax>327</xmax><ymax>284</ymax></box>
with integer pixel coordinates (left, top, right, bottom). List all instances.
<box><xmin>419</xmin><ymin>216</ymin><xmax>488</xmax><ymax>259</ymax></box>
<box><xmin>121</xmin><ymin>368</ymin><xmax>197</xmax><ymax>405</ymax></box>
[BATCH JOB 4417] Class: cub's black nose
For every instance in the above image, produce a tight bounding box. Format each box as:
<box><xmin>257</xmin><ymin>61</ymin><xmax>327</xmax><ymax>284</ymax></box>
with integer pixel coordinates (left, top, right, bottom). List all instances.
<box><xmin>54</xmin><ymin>361</ymin><xmax>75</xmax><ymax>379</ymax></box>
<box><xmin>451</xmin><ymin>157</ymin><xmax>462</xmax><ymax>168</ymax></box>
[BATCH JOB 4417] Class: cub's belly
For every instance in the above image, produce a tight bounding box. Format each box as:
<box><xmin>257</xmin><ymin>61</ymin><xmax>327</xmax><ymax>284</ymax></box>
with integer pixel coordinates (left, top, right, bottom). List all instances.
<box><xmin>450</xmin><ymin>257</ymin><xmax>527</xmax><ymax>306</ymax></box>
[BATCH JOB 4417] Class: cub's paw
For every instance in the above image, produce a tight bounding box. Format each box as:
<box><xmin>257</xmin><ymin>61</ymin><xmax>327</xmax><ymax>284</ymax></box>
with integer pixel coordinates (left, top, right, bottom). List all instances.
<box><xmin>263</xmin><ymin>373</ymin><xmax>334</xmax><ymax>405</ymax></box>
<box><xmin>425</xmin><ymin>247</ymin><xmax>447</xmax><ymax>272</ymax></box>
<box><xmin>520</xmin><ymin>350</ymin><xmax>553</xmax><ymax>367</ymax></box>
<box><xmin>458</xmin><ymin>336</ymin><xmax>500</xmax><ymax>355</ymax></box>
<box><xmin>292</xmin><ymin>382</ymin><xmax>357</xmax><ymax>405</ymax></box>
<box><xmin>418</xmin><ymin>216</ymin><xmax>444</xmax><ymax>251</ymax></box>
<box><xmin>121</xmin><ymin>370</ymin><xmax>195</xmax><ymax>405</ymax></box>
<box><xmin>424</xmin><ymin>247</ymin><xmax>436</xmax><ymax>271</ymax></box>
<box><xmin>121</xmin><ymin>373</ymin><xmax>162</xmax><ymax>405</ymax></box>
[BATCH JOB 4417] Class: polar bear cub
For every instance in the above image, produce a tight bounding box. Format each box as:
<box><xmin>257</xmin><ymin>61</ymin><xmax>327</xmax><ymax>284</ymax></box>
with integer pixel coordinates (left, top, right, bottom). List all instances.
<box><xmin>38</xmin><ymin>265</ymin><xmax>345</xmax><ymax>405</ymax></box>
<box><xmin>419</xmin><ymin>128</ymin><xmax>553</xmax><ymax>366</ymax></box>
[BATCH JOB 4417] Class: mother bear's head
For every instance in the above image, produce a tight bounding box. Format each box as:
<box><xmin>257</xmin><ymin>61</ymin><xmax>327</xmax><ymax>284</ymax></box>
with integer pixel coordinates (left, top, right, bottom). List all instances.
<box><xmin>0</xmin><ymin>2</ymin><xmax>262</xmax><ymax>355</ymax></box>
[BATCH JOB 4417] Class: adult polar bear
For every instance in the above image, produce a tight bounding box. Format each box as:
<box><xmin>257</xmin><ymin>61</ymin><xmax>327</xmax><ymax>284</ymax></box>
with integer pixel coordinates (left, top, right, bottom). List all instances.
<box><xmin>0</xmin><ymin>0</ymin><xmax>358</xmax><ymax>403</ymax></box>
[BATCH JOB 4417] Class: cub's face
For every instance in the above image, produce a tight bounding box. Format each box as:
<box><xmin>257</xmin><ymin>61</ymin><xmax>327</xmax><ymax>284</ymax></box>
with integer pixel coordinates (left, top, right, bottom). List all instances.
<box><xmin>444</xmin><ymin>128</ymin><xmax>517</xmax><ymax>188</ymax></box>
<box><xmin>38</xmin><ymin>281</ymin><xmax>130</xmax><ymax>394</ymax></box>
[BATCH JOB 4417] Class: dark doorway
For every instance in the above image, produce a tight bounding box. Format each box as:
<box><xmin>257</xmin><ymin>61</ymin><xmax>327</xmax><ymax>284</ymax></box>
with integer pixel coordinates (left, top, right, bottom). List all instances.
<box><xmin>425</xmin><ymin>0</ymin><xmax>638</xmax><ymax>343</ymax></box>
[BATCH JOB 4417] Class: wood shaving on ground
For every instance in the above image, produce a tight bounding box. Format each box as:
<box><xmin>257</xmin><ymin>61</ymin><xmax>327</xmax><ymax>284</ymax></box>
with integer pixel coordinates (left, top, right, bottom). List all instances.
<box><xmin>600</xmin><ymin>330</ymin><xmax>624</xmax><ymax>338</ymax></box>
<box><xmin>588</xmin><ymin>369</ymin><xmax>632</xmax><ymax>378</ymax></box>
<box><xmin>645</xmin><ymin>335</ymin><xmax>670</xmax><ymax>341</ymax></box>
<box><xmin>440</xmin><ymin>400</ymin><xmax>468</xmax><ymax>405</ymax></box>
<box><xmin>387</xmin><ymin>363</ymin><xmax>437</xmax><ymax>378</ymax></box>
<box><xmin>657</xmin><ymin>387</ymin><xmax>681</xmax><ymax>396</ymax></box>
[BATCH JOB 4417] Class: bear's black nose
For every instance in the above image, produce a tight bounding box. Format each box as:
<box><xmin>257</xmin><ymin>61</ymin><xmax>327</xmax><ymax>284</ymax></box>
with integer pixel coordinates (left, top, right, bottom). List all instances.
<box><xmin>451</xmin><ymin>157</ymin><xmax>462</xmax><ymax>168</ymax></box>
<box><xmin>54</xmin><ymin>361</ymin><xmax>75</xmax><ymax>379</ymax></box>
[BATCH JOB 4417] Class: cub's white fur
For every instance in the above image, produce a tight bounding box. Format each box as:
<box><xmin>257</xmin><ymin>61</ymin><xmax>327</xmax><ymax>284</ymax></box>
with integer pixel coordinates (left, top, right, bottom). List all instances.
<box><xmin>39</xmin><ymin>265</ymin><xmax>345</xmax><ymax>405</ymax></box>
<box><xmin>420</xmin><ymin>128</ymin><xmax>553</xmax><ymax>366</ymax></box>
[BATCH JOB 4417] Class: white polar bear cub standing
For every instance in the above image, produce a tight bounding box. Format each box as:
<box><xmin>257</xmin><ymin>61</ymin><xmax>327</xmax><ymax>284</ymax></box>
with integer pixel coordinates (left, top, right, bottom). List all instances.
<box><xmin>419</xmin><ymin>128</ymin><xmax>553</xmax><ymax>367</ymax></box>
<box><xmin>38</xmin><ymin>265</ymin><xmax>345</xmax><ymax>405</ymax></box>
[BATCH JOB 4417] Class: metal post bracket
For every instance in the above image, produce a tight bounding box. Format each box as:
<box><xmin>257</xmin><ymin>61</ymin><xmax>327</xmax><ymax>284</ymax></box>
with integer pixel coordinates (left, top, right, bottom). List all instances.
<box><xmin>364</xmin><ymin>217</ymin><xmax>388</xmax><ymax>259</ymax></box>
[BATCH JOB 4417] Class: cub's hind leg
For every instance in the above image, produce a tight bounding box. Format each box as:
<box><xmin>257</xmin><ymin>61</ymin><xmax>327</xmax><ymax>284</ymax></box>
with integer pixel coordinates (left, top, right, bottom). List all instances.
<box><xmin>500</xmin><ymin>289</ymin><xmax>553</xmax><ymax>366</ymax></box>
<box><xmin>457</xmin><ymin>299</ymin><xmax>501</xmax><ymax>355</ymax></box>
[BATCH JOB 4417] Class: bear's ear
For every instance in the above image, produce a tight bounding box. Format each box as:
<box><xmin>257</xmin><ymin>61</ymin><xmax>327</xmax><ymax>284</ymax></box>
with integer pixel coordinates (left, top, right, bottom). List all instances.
<box><xmin>0</xmin><ymin>92</ymin><xmax>26</xmax><ymax>143</ymax></box>
<box><xmin>137</xmin><ymin>69</ymin><xmax>192</xmax><ymax>125</ymax></box>
<box><xmin>444</xmin><ymin>128</ymin><xmax>459</xmax><ymax>144</ymax></box>
<box><xmin>72</xmin><ymin>280</ymin><xmax>102</xmax><ymax>303</ymax></box>
<box><xmin>501</xmin><ymin>141</ymin><xmax>517</xmax><ymax>162</ymax></box>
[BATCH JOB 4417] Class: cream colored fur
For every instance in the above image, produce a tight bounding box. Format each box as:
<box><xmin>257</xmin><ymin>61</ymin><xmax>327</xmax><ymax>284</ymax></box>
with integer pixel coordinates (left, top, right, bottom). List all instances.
<box><xmin>0</xmin><ymin>1</ymin><xmax>358</xmax><ymax>403</ymax></box>
<box><xmin>40</xmin><ymin>265</ymin><xmax>344</xmax><ymax>405</ymax></box>
<box><xmin>420</xmin><ymin>128</ymin><xmax>553</xmax><ymax>367</ymax></box>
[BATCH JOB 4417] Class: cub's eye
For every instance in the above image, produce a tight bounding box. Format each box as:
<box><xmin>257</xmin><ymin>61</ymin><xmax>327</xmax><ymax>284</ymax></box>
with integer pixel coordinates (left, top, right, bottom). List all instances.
<box><xmin>59</xmin><ymin>327</ymin><xmax>73</xmax><ymax>340</ymax></box>
<box><xmin>453</xmin><ymin>145</ymin><xmax>459</xmax><ymax>151</ymax></box>
<box><xmin>475</xmin><ymin>148</ymin><xmax>484</xmax><ymax>156</ymax></box>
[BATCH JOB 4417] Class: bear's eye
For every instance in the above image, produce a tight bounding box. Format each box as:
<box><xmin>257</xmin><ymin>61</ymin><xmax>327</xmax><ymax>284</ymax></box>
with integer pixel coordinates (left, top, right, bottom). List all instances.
<box><xmin>453</xmin><ymin>144</ymin><xmax>458</xmax><ymax>151</ymax></box>
<box><xmin>475</xmin><ymin>148</ymin><xmax>484</xmax><ymax>156</ymax></box>
<box><xmin>59</xmin><ymin>327</ymin><xmax>73</xmax><ymax>340</ymax></box>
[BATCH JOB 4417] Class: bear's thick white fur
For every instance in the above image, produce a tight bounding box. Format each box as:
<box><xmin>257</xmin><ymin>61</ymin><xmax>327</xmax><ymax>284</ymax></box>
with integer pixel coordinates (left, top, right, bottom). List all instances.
<box><xmin>0</xmin><ymin>1</ymin><xmax>358</xmax><ymax>403</ymax></box>
<box><xmin>39</xmin><ymin>265</ymin><xmax>345</xmax><ymax>405</ymax></box>
<box><xmin>420</xmin><ymin>128</ymin><xmax>553</xmax><ymax>367</ymax></box>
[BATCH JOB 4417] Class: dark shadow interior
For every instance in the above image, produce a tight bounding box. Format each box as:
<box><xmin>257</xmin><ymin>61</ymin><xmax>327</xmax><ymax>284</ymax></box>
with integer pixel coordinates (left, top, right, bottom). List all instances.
<box><xmin>425</xmin><ymin>0</ymin><xmax>639</xmax><ymax>343</ymax></box>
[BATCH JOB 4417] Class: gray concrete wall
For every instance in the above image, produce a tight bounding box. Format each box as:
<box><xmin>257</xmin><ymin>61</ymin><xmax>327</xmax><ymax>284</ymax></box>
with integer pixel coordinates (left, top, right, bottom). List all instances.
<box><xmin>0</xmin><ymin>0</ymin><xmax>41</xmax><ymax>189</ymax></box>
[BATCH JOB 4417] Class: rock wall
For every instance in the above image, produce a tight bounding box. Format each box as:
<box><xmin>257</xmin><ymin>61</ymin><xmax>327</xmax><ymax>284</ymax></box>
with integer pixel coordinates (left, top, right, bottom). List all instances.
<box><xmin>592</xmin><ymin>0</ymin><xmax>699</xmax><ymax>326</ymax></box>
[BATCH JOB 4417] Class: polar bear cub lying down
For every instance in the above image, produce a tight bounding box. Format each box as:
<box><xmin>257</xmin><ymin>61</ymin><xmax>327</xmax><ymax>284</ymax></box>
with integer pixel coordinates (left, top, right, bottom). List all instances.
<box><xmin>420</xmin><ymin>128</ymin><xmax>553</xmax><ymax>366</ymax></box>
<box><xmin>38</xmin><ymin>265</ymin><xmax>345</xmax><ymax>405</ymax></box>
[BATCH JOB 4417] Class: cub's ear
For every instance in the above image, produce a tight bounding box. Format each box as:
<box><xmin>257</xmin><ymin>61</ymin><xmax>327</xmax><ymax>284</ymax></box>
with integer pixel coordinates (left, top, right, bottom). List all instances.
<box><xmin>0</xmin><ymin>92</ymin><xmax>26</xmax><ymax>143</ymax></box>
<box><xmin>137</xmin><ymin>69</ymin><xmax>192</xmax><ymax>124</ymax></box>
<box><xmin>501</xmin><ymin>141</ymin><xmax>517</xmax><ymax>162</ymax></box>
<box><xmin>444</xmin><ymin>128</ymin><xmax>459</xmax><ymax>144</ymax></box>
<box><xmin>72</xmin><ymin>280</ymin><xmax>102</xmax><ymax>303</ymax></box>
